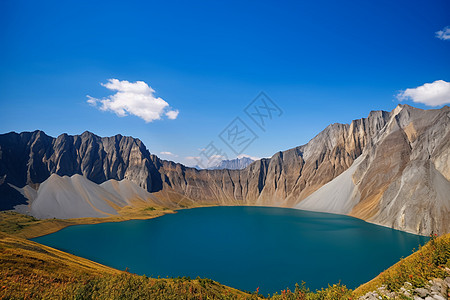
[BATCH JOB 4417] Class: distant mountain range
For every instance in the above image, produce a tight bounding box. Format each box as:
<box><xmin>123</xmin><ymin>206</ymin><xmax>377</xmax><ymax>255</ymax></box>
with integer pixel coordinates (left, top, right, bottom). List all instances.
<box><xmin>200</xmin><ymin>156</ymin><xmax>255</xmax><ymax>170</ymax></box>
<box><xmin>0</xmin><ymin>104</ymin><xmax>449</xmax><ymax>235</ymax></box>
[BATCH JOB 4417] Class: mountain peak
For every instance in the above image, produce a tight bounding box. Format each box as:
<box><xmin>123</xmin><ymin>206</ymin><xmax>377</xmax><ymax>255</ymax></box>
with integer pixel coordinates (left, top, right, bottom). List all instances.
<box><xmin>80</xmin><ymin>130</ymin><xmax>98</xmax><ymax>138</ymax></box>
<box><xmin>392</xmin><ymin>104</ymin><xmax>405</xmax><ymax>116</ymax></box>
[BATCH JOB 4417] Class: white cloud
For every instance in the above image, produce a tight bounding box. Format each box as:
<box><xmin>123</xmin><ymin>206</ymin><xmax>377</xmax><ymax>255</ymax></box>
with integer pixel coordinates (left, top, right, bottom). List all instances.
<box><xmin>396</xmin><ymin>80</ymin><xmax>450</xmax><ymax>106</ymax></box>
<box><xmin>182</xmin><ymin>157</ymin><xmax>201</xmax><ymax>168</ymax></box>
<box><xmin>160</xmin><ymin>151</ymin><xmax>178</xmax><ymax>157</ymax></box>
<box><xmin>166</xmin><ymin>110</ymin><xmax>179</xmax><ymax>120</ymax></box>
<box><xmin>185</xmin><ymin>156</ymin><xmax>201</xmax><ymax>160</ymax></box>
<box><xmin>436</xmin><ymin>26</ymin><xmax>450</xmax><ymax>40</ymax></box>
<box><xmin>210</xmin><ymin>154</ymin><xmax>226</xmax><ymax>161</ymax></box>
<box><xmin>87</xmin><ymin>79</ymin><xmax>178</xmax><ymax>122</ymax></box>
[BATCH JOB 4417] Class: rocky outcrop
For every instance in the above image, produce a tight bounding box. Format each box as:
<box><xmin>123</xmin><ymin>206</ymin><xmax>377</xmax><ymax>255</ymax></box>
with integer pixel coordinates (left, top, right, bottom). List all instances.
<box><xmin>359</xmin><ymin>277</ymin><xmax>450</xmax><ymax>300</ymax></box>
<box><xmin>0</xmin><ymin>104</ymin><xmax>449</xmax><ymax>234</ymax></box>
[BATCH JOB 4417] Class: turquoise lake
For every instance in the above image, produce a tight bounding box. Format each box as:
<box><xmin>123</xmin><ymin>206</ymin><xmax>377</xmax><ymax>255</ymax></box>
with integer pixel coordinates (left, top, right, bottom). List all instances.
<box><xmin>33</xmin><ymin>206</ymin><xmax>428</xmax><ymax>295</ymax></box>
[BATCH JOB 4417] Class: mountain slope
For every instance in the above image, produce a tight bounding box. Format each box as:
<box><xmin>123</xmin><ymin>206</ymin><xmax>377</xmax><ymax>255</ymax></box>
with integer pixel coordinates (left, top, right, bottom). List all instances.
<box><xmin>0</xmin><ymin>104</ymin><xmax>449</xmax><ymax>234</ymax></box>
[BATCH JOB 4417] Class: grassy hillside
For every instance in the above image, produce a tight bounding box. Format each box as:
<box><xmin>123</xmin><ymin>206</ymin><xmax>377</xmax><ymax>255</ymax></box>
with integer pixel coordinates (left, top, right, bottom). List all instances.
<box><xmin>0</xmin><ymin>211</ymin><xmax>449</xmax><ymax>299</ymax></box>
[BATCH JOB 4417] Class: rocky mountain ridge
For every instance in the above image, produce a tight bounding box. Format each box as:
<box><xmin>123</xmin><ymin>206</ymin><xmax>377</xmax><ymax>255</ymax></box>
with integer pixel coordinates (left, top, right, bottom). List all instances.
<box><xmin>0</xmin><ymin>104</ymin><xmax>448</xmax><ymax>235</ymax></box>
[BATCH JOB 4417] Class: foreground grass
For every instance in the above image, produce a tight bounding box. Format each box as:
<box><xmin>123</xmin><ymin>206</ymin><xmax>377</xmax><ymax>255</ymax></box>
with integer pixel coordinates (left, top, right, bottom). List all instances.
<box><xmin>0</xmin><ymin>211</ymin><xmax>449</xmax><ymax>299</ymax></box>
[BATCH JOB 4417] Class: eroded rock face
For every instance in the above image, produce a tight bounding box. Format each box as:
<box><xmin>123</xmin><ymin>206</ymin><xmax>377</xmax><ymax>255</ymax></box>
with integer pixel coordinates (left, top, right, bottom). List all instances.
<box><xmin>352</xmin><ymin>105</ymin><xmax>450</xmax><ymax>235</ymax></box>
<box><xmin>0</xmin><ymin>104</ymin><xmax>449</xmax><ymax>234</ymax></box>
<box><xmin>152</xmin><ymin>109</ymin><xmax>392</xmax><ymax>208</ymax></box>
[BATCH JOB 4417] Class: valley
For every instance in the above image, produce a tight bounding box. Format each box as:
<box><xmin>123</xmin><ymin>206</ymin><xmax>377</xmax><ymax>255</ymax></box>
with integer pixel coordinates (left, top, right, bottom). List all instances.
<box><xmin>1</xmin><ymin>104</ymin><xmax>448</xmax><ymax>235</ymax></box>
<box><xmin>0</xmin><ymin>104</ymin><xmax>449</xmax><ymax>299</ymax></box>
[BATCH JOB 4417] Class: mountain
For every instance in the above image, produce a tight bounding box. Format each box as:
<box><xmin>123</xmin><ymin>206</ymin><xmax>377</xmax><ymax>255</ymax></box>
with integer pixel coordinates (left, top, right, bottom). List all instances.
<box><xmin>0</xmin><ymin>104</ymin><xmax>449</xmax><ymax>234</ymax></box>
<box><xmin>207</xmin><ymin>156</ymin><xmax>255</xmax><ymax>170</ymax></box>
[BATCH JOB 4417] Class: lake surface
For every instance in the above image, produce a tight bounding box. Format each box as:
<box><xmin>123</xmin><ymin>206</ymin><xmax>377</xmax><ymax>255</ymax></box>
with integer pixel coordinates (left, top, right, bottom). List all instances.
<box><xmin>33</xmin><ymin>206</ymin><xmax>428</xmax><ymax>295</ymax></box>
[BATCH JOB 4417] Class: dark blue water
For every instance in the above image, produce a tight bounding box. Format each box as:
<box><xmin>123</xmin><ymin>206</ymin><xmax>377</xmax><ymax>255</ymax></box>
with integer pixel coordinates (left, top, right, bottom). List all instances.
<box><xmin>33</xmin><ymin>206</ymin><xmax>428</xmax><ymax>295</ymax></box>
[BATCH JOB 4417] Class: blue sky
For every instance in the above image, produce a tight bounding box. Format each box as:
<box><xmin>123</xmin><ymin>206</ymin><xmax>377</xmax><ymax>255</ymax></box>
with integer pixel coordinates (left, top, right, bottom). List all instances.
<box><xmin>1</xmin><ymin>0</ymin><xmax>449</xmax><ymax>166</ymax></box>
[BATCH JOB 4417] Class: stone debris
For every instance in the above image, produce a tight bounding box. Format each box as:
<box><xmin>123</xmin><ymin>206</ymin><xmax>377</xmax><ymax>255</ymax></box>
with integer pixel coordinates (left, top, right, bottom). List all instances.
<box><xmin>359</xmin><ymin>277</ymin><xmax>450</xmax><ymax>300</ymax></box>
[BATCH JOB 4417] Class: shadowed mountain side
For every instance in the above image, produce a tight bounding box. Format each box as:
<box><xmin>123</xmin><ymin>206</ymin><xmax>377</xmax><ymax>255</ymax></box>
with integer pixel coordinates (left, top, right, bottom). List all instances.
<box><xmin>0</xmin><ymin>182</ymin><xmax>28</xmax><ymax>211</ymax></box>
<box><xmin>0</xmin><ymin>131</ymin><xmax>163</xmax><ymax>192</ymax></box>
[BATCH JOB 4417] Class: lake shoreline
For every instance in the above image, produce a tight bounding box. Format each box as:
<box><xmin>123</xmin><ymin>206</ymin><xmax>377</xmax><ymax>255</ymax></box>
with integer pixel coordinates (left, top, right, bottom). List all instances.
<box><xmin>0</xmin><ymin>203</ymin><xmax>431</xmax><ymax>240</ymax></box>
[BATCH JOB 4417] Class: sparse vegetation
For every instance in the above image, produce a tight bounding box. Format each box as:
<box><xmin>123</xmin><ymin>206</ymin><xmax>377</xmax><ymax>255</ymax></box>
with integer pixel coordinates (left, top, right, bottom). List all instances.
<box><xmin>0</xmin><ymin>211</ymin><xmax>39</xmax><ymax>234</ymax></box>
